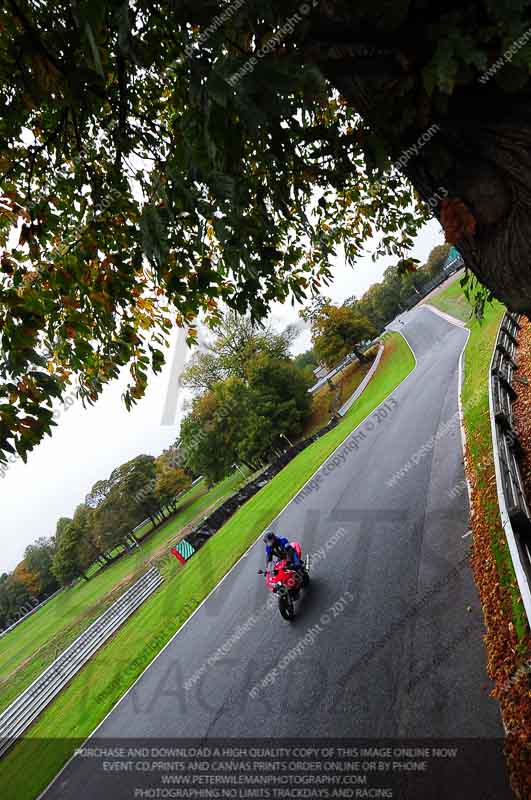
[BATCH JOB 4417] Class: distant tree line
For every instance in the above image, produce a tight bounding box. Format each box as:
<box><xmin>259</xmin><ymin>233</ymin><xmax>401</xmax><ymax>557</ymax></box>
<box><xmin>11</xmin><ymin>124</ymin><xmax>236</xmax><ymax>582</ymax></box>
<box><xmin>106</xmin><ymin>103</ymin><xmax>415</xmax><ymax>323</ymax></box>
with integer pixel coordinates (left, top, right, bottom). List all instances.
<box><xmin>351</xmin><ymin>243</ymin><xmax>452</xmax><ymax>331</ymax></box>
<box><xmin>300</xmin><ymin>243</ymin><xmax>453</xmax><ymax>368</ymax></box>
<box><xmin>0</xmin><ymin>449</ymin><xmax>191</xmax><ymax>628</ymax></box>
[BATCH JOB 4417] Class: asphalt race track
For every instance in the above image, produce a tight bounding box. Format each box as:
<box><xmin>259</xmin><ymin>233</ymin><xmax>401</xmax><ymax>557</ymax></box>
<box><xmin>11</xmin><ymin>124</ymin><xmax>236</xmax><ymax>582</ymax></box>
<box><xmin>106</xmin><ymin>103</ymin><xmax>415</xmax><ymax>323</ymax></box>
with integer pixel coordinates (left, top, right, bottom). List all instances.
<box><xmin>42</xmin><ymin>307</ymin><xmax>512</xmax><ymax>799</ymax></box>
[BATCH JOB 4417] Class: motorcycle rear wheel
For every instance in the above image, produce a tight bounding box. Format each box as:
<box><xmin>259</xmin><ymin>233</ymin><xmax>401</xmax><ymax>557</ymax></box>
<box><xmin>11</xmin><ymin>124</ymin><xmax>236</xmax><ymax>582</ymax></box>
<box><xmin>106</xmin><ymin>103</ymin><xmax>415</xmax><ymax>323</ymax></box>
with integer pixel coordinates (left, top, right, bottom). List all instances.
<box><xmin>279</xmin><ymin>595</ymin><xmax>295</xmax><ymax>621</ymax></box>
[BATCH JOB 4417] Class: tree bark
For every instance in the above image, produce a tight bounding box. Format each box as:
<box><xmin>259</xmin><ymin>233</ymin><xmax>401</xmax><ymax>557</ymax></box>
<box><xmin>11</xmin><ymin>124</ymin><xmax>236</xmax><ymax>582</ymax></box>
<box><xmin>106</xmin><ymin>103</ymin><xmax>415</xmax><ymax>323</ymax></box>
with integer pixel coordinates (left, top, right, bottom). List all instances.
<box><xmin>403</xmin><ymin>91</ymin><xmax>531</xmax><ymax>312</ymax></box>
<box><xmin>308</xmin><ymin>8</ymin><xmax>531</xmax><ymax>312</ymax></box>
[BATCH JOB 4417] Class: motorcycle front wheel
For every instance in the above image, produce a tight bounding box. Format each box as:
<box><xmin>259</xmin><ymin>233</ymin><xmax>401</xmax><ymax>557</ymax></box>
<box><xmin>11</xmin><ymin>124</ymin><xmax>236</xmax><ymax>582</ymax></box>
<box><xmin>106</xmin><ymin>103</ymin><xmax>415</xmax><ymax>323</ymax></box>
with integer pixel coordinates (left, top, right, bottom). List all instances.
<box><xmin>278</xmin><ymin>595</ymin><xmax>295</xmax><ymax>621</ymax></box>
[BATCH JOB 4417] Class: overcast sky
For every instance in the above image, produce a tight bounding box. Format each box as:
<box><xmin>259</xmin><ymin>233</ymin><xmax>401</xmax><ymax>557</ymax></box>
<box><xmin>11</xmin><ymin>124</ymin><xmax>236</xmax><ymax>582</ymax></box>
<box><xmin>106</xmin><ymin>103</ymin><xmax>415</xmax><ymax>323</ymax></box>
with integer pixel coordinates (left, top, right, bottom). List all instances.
<box><xmin>0</xmin><ymin>218</ymin><xmax>443</xmax><ymax>573</ymax></box>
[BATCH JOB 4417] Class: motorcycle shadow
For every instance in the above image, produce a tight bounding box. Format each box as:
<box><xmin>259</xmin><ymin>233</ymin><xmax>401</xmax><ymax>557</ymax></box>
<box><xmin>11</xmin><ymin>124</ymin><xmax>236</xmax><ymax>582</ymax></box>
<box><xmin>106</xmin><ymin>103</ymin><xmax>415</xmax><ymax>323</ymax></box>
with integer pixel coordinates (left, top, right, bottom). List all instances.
<box><xmin>291</xmin><ymin>577</ymin><xmax>322</xmax><ymax>620</ymax></box>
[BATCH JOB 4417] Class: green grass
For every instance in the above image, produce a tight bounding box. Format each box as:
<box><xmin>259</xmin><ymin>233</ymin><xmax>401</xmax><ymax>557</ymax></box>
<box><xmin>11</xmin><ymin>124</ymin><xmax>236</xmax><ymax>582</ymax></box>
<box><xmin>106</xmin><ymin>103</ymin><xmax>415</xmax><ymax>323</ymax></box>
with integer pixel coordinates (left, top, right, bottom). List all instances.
<box><xmin>0</xmin><ymin>331</ymin><xmax>414</xmax><ymax>800</ymax></box>
<box><xmin>429</xmin><ymin>278</ymin><xmax>528</xmax><ymax>640</ymax></box>
<box><xmin>0</xmin><ymin>470</ymin><xmax>246</xmax><ymax>715</ymax></box>
<box><xmin>425</xmin><ymin>270</ymin><xmax>472</xmax><ymax>323</ymax></box>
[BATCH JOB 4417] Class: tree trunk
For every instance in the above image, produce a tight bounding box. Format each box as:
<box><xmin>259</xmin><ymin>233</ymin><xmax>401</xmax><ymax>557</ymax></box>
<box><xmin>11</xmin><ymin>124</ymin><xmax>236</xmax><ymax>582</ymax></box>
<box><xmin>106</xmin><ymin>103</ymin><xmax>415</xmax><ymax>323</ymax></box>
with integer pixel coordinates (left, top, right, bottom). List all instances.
<box><xmin>402</xmin><ymin>91</ymin><xmax>531</xmax><ymax>313</ymax></box>
<box><xmin>308</xmin><ymin>9</ymin><xmax>531</xmax><ymax>312</ymax></box>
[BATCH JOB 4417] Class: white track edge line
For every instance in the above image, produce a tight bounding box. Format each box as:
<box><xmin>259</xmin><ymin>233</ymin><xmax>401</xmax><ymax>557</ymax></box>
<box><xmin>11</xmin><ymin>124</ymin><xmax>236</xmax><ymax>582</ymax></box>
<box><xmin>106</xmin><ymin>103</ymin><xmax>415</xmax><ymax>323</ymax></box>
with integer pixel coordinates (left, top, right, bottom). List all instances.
<box><xmin>419</xmin><ymin>302</ymin><xmax>473</xmax><ymax>521</ymax></box>
<box><xmin>457</xmin><ymin>328</ymin><xmax>473</xmax><ymax>512</ymax></box>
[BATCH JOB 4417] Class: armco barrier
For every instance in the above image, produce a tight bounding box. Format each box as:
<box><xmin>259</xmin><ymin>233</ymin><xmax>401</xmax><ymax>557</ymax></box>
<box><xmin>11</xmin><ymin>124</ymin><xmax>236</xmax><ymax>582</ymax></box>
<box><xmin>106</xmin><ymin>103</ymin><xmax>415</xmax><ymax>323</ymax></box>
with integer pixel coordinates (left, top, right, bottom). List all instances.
<box><xmin>338</xmin><ymin>343</ymin><xmax>384</xmax><ymax>417</ymax></box>
<box><xmin>0</xmin><ymin>566</ymin><xmax>164</xmax><ymax>758</ymax></box>
<box><xmin>308</xmin><ymin>353</ymin><xmax>358</xmax><ymax>394</ymax></box>
<box><xmin>489</xmin><ymin>312</ymin><xmax>531</xmax><ymax>627</ymax></box>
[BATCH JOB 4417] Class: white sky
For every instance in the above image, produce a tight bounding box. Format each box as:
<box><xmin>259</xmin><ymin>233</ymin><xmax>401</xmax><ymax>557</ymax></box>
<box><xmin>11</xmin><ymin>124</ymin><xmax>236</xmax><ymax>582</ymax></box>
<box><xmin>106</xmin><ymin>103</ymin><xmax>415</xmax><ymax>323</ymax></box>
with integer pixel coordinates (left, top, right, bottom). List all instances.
<box><xmin>0</xmin><ymin>218</ymin><xmax>443</xmax><ymax>573</ymax></box>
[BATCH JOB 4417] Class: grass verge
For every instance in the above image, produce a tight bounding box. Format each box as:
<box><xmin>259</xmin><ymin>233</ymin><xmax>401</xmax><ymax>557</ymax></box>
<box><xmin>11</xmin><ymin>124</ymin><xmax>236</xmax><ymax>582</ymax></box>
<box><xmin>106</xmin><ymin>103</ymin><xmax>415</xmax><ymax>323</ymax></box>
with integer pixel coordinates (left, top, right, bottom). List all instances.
<box><xmin>0</xmin><ymin>331</ymin><xmax>414</xmax><ymax>800</ymax></box>
<box><xmin>424</xmin><ymin>271</ymin><xmax>471</xmax><ymax>323</ymax></box>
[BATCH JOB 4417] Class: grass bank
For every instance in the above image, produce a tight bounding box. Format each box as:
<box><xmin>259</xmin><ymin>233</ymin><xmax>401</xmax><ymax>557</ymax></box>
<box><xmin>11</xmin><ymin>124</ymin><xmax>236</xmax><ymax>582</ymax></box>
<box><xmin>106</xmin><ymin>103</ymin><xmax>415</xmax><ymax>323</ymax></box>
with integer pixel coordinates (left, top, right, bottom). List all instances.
<box><xmin>303</xmin><ymin>358</ymin><xmax>372</xmax><ymax>438</ymax></box>
<box><xmin>421</xmin><ymin>269</ymin><xmax>469</xmax><ymax>321</ymax></box>
<box><xmin>429</xmin><ymin>277</ymin><xmax>531</xmax><ymax>797</ymax></box>
<box><xmin>0</xmin><ymin>331</ymin><xmax>414</xmax><ymax>800</ymax></box>
<box><xmin>430</xmin><ymin>277</ymin><xmax>527</xmax><ymax>637</ymax></box>
<box><xmin>0</xmin><ymin>469</ymin><xmax>248</xmax><ymax>714</ymax></box>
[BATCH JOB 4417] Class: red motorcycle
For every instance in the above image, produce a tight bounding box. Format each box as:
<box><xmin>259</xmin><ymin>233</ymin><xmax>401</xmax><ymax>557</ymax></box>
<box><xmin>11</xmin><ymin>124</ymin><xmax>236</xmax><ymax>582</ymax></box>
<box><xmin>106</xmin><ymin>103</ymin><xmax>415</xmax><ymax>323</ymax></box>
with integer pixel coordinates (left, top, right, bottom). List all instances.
<box><xmin>258</xmin><ymin>541</ymin><xmax>310</xmax><ymax>620</ymax></box>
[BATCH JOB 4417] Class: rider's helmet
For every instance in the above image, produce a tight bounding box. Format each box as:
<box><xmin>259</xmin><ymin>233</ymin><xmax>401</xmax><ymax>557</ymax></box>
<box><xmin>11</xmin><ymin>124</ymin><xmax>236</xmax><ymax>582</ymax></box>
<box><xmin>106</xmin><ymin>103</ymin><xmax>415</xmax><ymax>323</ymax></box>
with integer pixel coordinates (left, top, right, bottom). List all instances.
<box><xmin>263</xmin><ymin>530</ymin><xmax>276</xmax><ymax>544</ymax></box>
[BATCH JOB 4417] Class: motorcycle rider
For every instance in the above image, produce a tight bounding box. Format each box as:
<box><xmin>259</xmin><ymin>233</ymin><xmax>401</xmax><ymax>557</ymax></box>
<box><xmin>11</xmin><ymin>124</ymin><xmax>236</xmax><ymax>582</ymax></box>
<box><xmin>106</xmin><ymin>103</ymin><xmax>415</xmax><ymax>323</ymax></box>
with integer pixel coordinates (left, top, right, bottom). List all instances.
<box><xmin>263</xmin><ymin>531</ymin><xmax>303</xmax><ymax>573</ymax></box>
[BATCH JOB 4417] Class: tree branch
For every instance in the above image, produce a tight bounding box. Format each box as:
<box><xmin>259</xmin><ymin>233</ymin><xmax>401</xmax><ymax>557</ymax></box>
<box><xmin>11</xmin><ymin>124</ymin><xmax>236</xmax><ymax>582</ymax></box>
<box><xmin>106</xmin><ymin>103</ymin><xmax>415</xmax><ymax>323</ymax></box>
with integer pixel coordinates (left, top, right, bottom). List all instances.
<box><xmin>8</xmin><ymin>0</ymin><xmax>66</xmax><ymax>77</ymax></box>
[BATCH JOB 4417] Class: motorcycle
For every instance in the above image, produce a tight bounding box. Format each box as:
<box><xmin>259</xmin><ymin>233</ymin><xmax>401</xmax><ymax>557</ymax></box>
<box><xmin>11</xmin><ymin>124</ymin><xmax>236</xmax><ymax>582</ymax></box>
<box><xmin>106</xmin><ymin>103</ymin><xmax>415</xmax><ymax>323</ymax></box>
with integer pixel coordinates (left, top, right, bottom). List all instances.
<box><xmin>258</xmin><ymin>541</ymin><xmax>310</xmax><ymax>621</ymax></box>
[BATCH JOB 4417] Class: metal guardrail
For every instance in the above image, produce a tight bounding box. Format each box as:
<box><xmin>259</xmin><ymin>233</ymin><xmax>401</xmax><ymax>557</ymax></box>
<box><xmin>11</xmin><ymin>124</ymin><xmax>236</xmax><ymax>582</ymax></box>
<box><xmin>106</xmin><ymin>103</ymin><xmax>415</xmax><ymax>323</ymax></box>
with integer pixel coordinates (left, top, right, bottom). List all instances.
<box><xmin>308</xmin><ymin>353</ymin><xmax>358</xmax><ymax>394</ymax></box>
<box><xmin>443</xmin><ymin>254</ymin><xmax>464</xmax><ymax>273</ymax></box>
<box><xmin>0</xmin><ymin>566</ymin><xmax>164</xmax><ymax>759</ymax></box>
<box><xmin>338</xmin><ymin>342</ymin><xmax>384</xmax><ymax>417</ymax></box>
<box><xmin>489</xmin><ymin>312</ymin><xmax>531</xmax><ymax>627</ymax></box>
